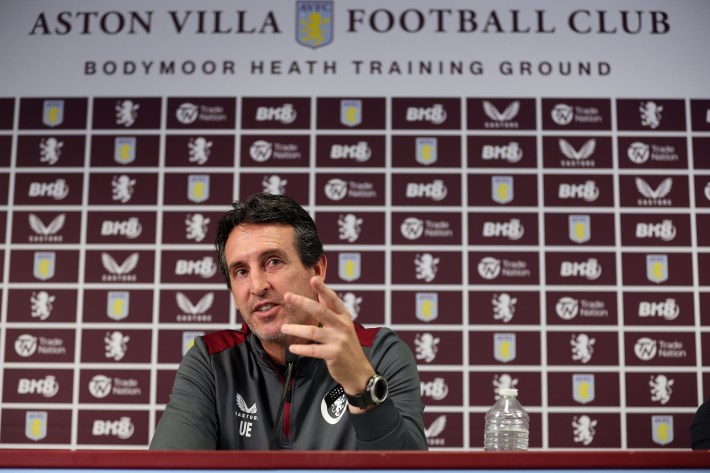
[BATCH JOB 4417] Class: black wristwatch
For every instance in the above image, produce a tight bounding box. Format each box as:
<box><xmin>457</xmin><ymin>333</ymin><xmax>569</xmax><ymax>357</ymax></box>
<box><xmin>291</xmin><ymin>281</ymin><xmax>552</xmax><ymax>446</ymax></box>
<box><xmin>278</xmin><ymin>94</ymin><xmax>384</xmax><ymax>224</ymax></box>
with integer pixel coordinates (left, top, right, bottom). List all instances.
<box><xmin>345</xmin><ymin>374</ymin><xmax>388</xmax><ymax>409</ymax></box>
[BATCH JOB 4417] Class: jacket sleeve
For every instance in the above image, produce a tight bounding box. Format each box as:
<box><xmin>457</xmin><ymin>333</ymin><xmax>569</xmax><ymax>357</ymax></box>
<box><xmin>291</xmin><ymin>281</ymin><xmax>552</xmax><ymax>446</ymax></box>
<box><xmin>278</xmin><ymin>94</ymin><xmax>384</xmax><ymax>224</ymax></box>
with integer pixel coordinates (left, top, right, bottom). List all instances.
<box><xmin>691</xmin><ymin>397</ymin><xmax>710</xmax><ymax>450</ymax></box>
<box><xmin>348</xmin><ymin>328</ymin><xmax>428</xmax><ymax>450</ymax></box>
<box><xmin>149</xmin><ymin>337</ymin><xmax>218</xmax><ymax>450</ymax></box>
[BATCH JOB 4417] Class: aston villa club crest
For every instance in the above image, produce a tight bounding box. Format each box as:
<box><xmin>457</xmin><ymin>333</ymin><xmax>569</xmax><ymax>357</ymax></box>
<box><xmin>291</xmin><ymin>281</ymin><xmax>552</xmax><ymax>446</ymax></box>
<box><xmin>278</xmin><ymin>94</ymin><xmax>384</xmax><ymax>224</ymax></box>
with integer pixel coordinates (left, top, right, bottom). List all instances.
<box><xmin>114</xmin><ymin>137</ymin><xmax>137</xmax><ymax>165</ymax></box>
<box><xmin>416</xmin><ymin>292</ymin><xmax>438</xmax><ymax>322</ymax></box>
<box><xmin>340</xmin><ymin>100</ymin><xmax>362</xmax><ymax>127</ymax></box>
<box><xmin>321</xmin><ymin>384</ymin><xmax>347</xmax><ymax>425</ymax></box>
<box><xmin>652</xmin><ymin>415</ymin><xmax>674</xmax><ymax>446</ymax></box>
<box><xmin>296</xmin><ymin>1</ymin><xmax>333</xmax><ymax>49</ymax></box>
<box><xmin>646</xmin><ymin>254</ymin><xmax>669</xmax><ymax>284</ymax></box>
<box><xmin>33</xmin><ymin>252</ymin><xmax>56</xmax><ymax>281</ymax></box>
<box><xmin>26</xmin><ymin>411</ymin><xmax>48</xmax><ymax>441</ymax></box>
<box><xmin>188</xmin><ymin>174</ymin><xmax>210</xmax><ymax>203</ymax></box>
<box><xmin>107</xmin><ymin>291</ymin><xmax>130</xmax><ymax>321</ymax></box>
<box><xmin>572</xmin><ymin>374</ymin><xmax>595</xmax><ymax>404</ymax></box>
<box><xmin>568</xmin><ymin>215</ymin><xmax>591</xmax><ymax>244</ymax></box>
<box><xmin>493</xmin><ymin>333</ymin><xmax>516</xmax><ymax>363</ymax></box>
<box><xmin>416</xmin><ymin>137</ymin><xmax>438</xmax><ymax>165</ymax></box>
<box><xmin>43</xmin><ymin>100</ymin><xmax>64</xmax><ymax>127</ymax></box>
<box><xmin>491</xmin><ymin>176</ymin><xmax>513</xmax><ymax>204</ymax></box>
<box><xmin>338</xmin><ymin>253</ymin><xmax>361</xmax><ymax>282</ymax></box>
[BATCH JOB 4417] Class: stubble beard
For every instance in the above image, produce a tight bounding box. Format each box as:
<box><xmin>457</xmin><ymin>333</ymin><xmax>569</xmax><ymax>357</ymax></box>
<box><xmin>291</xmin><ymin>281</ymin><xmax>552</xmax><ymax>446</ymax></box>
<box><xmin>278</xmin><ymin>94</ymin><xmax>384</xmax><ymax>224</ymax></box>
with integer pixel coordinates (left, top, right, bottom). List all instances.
<box><xmin>246</xmin><ymin>299</ymin><xmax>315</xmax><ymax>346</ymax></box>
<box><xmin>241</xmin><ymin>285</ymin><xmax>320</xmax><ymax>346</ymax></box>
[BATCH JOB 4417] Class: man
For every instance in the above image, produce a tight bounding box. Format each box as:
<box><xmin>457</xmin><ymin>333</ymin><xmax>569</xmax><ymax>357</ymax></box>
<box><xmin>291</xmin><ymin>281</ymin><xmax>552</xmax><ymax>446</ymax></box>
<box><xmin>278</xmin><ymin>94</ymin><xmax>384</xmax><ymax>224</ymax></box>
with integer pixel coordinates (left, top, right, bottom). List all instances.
<box><xmin>150</xmin><ymin>193</ymin><xmax>427</xmax><ymax>450</ymax></box>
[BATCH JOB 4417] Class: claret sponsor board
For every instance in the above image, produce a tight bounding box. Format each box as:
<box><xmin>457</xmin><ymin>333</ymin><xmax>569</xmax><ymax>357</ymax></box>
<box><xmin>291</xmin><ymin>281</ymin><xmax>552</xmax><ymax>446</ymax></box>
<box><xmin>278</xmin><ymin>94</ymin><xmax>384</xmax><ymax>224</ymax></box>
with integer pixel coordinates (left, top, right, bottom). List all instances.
<box><xmin>0</xmin><ymin>0</ymin><xmax>708</xmax><ymax>451</ymax></box>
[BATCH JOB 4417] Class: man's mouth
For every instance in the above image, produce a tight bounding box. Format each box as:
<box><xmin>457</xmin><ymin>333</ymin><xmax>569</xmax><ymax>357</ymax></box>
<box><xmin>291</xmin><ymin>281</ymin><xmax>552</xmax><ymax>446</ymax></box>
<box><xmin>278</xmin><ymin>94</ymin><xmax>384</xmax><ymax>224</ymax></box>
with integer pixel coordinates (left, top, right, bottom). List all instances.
<box><xmin>253</xmin><ymin>302</ymin><xmax>278</xmax><ymax>316</ymax></box>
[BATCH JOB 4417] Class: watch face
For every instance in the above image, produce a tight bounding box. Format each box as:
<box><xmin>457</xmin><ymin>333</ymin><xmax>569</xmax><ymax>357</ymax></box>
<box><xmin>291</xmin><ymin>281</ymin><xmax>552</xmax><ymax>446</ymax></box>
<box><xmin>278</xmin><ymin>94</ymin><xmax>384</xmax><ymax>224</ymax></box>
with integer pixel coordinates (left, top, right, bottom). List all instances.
<box><xmin>372</xmin><ymin>376</ymin><xmax>388</xmax><ymax>403</ymax></box>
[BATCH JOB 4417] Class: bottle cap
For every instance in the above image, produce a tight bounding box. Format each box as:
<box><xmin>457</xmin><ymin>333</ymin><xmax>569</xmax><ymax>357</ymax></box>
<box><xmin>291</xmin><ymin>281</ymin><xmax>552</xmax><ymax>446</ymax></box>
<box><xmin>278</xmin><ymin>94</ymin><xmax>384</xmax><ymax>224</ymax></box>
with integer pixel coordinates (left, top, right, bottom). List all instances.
<box><xmin>498</xmin><ymin>388</ymin><xmax>518</xmax><ymax>397</ymax></box>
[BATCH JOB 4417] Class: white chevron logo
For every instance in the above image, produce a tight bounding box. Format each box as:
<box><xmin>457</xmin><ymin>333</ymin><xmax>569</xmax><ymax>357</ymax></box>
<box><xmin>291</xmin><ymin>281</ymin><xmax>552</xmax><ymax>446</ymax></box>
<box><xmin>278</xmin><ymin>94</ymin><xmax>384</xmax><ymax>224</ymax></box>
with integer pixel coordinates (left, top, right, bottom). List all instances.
<box><xmin>483</xmin><ymin>100</ymin><xmax>520</xmax><ymax>122</ymax></box>
<box><xmin>559</xmin><ymin>139</ymin><xmax>596</xmax><ymax>160</ymax></box>
<box><xmin>636</xmin><ymin>177</ymin><xmax>673</xmax><ymax>199</ymax></box>
<box><xmin>101</xmin><ymin>252</ymin><xmax>139</xmax><ymax>275</ymax></box>
<box><xmin>28</xmin><ymin>213</ymin><xmax>65</xmax><ymax>235</ymax></box>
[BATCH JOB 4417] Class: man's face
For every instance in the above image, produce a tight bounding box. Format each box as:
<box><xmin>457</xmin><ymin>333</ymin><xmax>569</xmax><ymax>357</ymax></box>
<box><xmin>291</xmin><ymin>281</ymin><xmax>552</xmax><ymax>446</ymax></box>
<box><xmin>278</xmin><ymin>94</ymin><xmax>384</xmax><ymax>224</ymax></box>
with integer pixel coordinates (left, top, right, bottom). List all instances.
<box><xmin>224</xmin><ymin>223</ymin><xmax>324</xmax><ymax>346</ymax></box>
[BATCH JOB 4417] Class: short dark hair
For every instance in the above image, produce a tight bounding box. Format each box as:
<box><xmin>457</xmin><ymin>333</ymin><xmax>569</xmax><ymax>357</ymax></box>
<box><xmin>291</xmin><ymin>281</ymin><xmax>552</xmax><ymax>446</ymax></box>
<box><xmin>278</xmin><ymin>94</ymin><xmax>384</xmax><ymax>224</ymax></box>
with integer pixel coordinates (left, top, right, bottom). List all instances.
<box><xmin>215</xmin><ymin>193</ymin><xmax>325</xmax><ymax>289</ymax></box>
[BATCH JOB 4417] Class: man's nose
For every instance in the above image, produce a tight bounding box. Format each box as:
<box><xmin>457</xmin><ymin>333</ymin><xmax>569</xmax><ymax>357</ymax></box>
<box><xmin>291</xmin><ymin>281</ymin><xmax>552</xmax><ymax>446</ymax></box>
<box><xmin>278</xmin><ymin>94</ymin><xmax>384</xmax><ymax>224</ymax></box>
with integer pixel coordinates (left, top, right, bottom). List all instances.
<box><xmin>249</xmin><ymin>269</ymin><xmax>270</xmax><ymax>295</ymax></box>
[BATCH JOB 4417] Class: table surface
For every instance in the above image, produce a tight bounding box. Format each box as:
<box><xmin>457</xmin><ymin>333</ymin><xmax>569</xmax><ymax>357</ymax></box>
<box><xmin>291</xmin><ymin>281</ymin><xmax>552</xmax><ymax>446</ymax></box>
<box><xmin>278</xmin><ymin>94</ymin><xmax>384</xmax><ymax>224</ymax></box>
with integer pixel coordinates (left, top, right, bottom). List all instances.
<box><xmin>0</xmin><ymin>450</ymin><xmax>709</xmax><ymax>469</ymax></box>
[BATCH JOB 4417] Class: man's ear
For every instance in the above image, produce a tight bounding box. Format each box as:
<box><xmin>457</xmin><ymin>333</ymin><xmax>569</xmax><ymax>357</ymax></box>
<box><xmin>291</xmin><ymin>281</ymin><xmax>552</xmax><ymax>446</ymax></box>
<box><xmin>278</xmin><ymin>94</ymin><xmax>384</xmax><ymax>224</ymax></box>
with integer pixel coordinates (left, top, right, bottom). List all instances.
<box><xmin>313</xmin><ymin>254</ymin><xmax>327</xmax><ymax>279</ymax></box>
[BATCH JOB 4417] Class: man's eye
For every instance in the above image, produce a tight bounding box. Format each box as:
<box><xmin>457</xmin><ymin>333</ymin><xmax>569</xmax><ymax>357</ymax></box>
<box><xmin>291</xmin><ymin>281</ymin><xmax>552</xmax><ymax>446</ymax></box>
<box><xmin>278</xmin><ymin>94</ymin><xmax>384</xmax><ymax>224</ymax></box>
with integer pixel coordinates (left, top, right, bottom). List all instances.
<box><xmin>266</xmin><ymin>258</ymin><xmax>282</xmax><ymax>267</ymax></box>
<box><xmin>232</xmin><ymin>268</ymin><xmax>247</xmax><ymax>278</ymax></box>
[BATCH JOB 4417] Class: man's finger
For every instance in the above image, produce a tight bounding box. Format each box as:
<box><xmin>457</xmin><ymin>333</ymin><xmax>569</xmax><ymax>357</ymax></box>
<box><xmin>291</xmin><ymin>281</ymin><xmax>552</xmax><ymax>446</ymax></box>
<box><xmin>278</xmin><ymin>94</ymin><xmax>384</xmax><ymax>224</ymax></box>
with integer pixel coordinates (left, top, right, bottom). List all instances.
<box><xmin>287</xmin><ymin>342</ymin><xmax>334</xmax><ymax>360</ymax></box>
<box><xmin>281</xmin><ymin>323</ymin><xmax>327</xmax><ymax>343</ymax></box>
<box><xmin>284</xmin><ymin>292</ymin><xmax>340</xmax><ymax>325</ymax></box>
<box><xmin>310</xmin><ymin>276</ymin><xmax>349</xmax><ymax>315</ymax></box>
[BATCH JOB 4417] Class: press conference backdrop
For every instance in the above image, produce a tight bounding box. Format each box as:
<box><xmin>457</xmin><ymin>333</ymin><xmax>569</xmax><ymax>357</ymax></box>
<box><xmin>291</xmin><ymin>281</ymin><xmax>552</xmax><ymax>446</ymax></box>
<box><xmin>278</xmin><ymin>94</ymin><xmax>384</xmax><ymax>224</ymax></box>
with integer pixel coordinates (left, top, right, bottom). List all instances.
<box><xmin>0</xmin><ymin>0</ymin><xmax>709</xmax><ymax>450</ymax></box>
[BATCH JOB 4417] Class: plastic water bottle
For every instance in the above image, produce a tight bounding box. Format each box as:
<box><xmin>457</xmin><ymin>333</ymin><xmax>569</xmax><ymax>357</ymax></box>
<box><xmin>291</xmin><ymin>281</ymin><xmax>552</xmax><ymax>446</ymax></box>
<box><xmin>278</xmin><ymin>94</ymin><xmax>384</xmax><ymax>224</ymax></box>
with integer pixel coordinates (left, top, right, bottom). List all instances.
<box><xmin>483</xmin><ymin>388</ymin><xmax>530</xmax><ymax>451</ymax></box>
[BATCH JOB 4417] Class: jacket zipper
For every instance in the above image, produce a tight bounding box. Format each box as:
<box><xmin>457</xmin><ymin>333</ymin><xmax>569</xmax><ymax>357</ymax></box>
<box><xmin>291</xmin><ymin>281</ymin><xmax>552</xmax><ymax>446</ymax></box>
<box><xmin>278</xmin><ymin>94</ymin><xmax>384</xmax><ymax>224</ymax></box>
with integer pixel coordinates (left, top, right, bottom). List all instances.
<box><xmin>283</xmin><ymin>379</ymin><xmax>293</xmax><ymax>440</ymax></box>
<box><xmin>261</xmin><ymin>354</ymin><xmax>294</xmax><ymax>442</ymax></box>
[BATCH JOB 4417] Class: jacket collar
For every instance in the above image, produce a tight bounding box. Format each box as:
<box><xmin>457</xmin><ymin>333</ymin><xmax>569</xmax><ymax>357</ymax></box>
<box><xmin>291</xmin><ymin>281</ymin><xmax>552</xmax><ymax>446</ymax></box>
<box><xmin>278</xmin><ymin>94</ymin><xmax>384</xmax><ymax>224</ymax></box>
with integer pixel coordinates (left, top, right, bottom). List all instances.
<box><xmin>245</xmin><ymin>325</ymin><xmax>318</xmax><ymax>377</ymax></box>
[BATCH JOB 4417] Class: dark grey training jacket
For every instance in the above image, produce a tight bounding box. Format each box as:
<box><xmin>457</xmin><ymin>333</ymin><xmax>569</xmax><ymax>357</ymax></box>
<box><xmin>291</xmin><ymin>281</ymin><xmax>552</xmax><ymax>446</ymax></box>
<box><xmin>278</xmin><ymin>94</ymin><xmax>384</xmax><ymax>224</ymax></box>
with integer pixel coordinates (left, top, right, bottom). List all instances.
<box><xmin>150</xmin><ymin>323</ymin><xmax>427</xmax><ymax>450</ymax></box>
